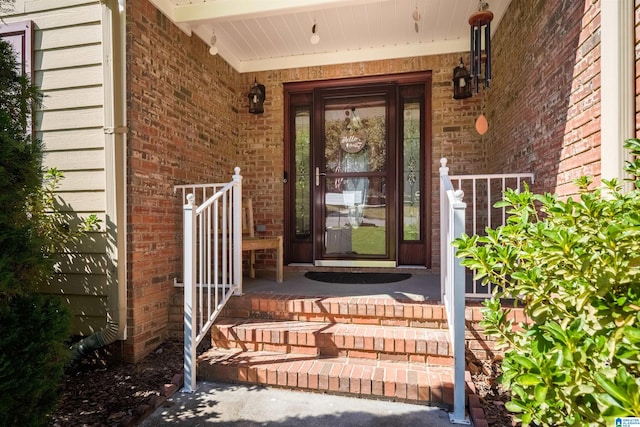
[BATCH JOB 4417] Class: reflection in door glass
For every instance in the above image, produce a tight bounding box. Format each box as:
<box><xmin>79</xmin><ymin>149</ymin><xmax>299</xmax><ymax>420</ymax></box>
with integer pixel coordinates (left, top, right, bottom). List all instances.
<box><xmin>403</xmin><ymin>102</ymin><xmax>420</xmax><ymax>241</ymax></box>
<box><xmin>295</xmin><ymin>108</ymin><xmax>311</xmax><ymax>238</ymax></box>
<box><xmin>324</xmin><ymin>104</ymin><xmax>386</xmax><ymax>173</ymax></box>
<box><xmin>324</xmin><ymin>177</ymin><xmax>387</xmax><ymax>256</ymax></box>
<box><xmin>323</xmin><ymin>98</ymin><xmax>387</xmax><ymax>257</ymax></box>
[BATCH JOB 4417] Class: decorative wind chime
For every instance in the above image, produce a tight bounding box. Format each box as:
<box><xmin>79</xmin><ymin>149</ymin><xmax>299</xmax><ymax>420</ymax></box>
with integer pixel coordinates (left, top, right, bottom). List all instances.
<box><xmin>452</xmin><ymin>1</ymin><xmax>493</xmax><ymax>135</ymax></box>
<box><xmin>469</xmin><ymin>1</ymin><xmax>493</xmax><ymax>94</ymax></box>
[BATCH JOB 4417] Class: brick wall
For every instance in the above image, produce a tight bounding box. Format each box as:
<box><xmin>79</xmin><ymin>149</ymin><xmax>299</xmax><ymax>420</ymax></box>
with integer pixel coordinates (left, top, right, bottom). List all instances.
<box><xmin>485</xmin><ymin>0</ymin><xmax>599</xmax><ymax>197</ymax></box>
<box><xmin>125</xmin><ymin>1</ymin><xmax>242</xmax><ymax>361</ymax></box>
<box><xmin>636</xmin><ymin>0</ymin><xmax>640</xmax><ymax>137</ymax></box>
<box><xmin>236</xmin><ymin>55</ymin><xmax>485</xmax><ymax>270</ymax></box>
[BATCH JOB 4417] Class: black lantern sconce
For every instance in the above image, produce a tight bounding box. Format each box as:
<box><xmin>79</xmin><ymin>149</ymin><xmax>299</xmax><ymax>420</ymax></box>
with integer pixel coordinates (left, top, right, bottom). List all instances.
<box><xmin>452</xmin><ymin>58</ymin><xmax>472</xmax><ymax>100</ymax></box>
<box><xmin>469</xmin><ymin>1</ymin><xmax>493</xmax><ymax>94</ymax></box>
<box><xmin>248</xmin><ymin>78</ymin><xmax>266</xmax><ymax>114</ymax></box>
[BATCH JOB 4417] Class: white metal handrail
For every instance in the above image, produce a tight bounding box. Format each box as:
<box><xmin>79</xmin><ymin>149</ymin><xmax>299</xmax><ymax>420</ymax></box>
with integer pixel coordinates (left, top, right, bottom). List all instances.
<box><xmin>450</xmin><ymin>171</ymin><xmax>534</xmax><ymax>298</ymax></box>
<box><xmin>177</xmin><ymin>167</ymin><xmax>242</xmax><ymax>393</ymax></box>
<box><xmin>439</xmin><ymin>158</ymin><xmax>468</xmax><ymax>425</ymax></box>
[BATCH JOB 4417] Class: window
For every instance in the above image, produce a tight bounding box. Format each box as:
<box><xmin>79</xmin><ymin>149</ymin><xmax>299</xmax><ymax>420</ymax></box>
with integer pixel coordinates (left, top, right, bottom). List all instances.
<box><xmin>0</xmin><ymin>20</ymin><xmax>34</xmax><ymax>78</ymax></box>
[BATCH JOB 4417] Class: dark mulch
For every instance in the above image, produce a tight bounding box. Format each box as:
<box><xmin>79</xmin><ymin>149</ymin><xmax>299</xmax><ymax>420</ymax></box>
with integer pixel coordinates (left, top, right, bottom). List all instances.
<box><xmin>467</xmin><ymin>351</ymin><xmax>520</xmax><ymax>427</ymax></box>
<box><xmin>49</xmin><ymin>339</ymin><xmax>184</xmax><ymax>427</ymax></box>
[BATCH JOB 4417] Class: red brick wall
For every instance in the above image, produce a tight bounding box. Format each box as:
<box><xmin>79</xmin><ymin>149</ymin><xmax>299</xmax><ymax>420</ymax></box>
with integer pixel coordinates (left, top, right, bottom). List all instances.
<box><xmin>237</xmin><ymin>55</ymin><xmax>485</xmax><ymax>271</ymax></box>
<box><xmin>125</xmin><ymin>1</ymin><xmax>242</xmax><ymax>361</ymax></box>
<box><xmin>485</xmin><ymin>0</ymin><xmax>599</xmax><ymax>197</ymax></box>
<box><xmin>636</xmin><ymin>0</ymin><xmax>640</xmax><ymax>137</ymax></box>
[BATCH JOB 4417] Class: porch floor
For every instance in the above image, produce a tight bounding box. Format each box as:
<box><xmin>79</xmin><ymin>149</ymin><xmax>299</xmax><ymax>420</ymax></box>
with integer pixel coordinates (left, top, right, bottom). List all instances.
<box><xmin>241</xmin><ymin>268</ymin><xmax>442</xmax><ymax>302</ymax></box>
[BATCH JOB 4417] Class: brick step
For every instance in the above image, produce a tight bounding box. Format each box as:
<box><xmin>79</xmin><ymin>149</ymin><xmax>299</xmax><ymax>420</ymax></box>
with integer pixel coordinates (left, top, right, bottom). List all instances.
<box><xmin>197</xmin><ymin>348</ymin><xmax>454</xmax><ymax>408</ymax></box>
<box><xmin>212</xmin><ymin>317</ymin><xmax>453</xmax><ymax>365</ymax></box>
<box><xmin>220</xmin><ymin>293</ymin><xmax>449</xmax><ymax>328</ymax></box>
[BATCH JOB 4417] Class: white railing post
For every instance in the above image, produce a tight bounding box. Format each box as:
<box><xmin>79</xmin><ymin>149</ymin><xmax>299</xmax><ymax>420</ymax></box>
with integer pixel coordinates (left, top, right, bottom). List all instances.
<box><xmin>450</xmin><ymin>190</ymin><xmax>468</xmax><ymax>424</ymax></box>
<box><xmin>182</xmin><ymin>193</ymin><xmax>198</xmax><ymax>393</ymax></box>
<box><xmin>439</xmin><ymin>158</ymin><xmax>470</xmax><ymax>425</ymax></box>
<box><xmin>440</xmin><ymin>159</ymin><xmax>449</xmax><ymax>304</ymax></box>
<box><xmin>232</xmin><ymin>167</ymin><xmax>242</xmax><ymax>295</ymax></box>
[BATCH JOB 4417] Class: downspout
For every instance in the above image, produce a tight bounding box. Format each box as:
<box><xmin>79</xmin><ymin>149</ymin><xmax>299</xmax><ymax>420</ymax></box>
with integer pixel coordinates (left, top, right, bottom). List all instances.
<box><xmin>600</xmin><ymin>0</ymin><xmax>634</xmax><ymax>190</ymax></box>
<box><xmin>70</xmin><ymin>0</ymin><xmax>127</xmax><ymax>362</ymax></box>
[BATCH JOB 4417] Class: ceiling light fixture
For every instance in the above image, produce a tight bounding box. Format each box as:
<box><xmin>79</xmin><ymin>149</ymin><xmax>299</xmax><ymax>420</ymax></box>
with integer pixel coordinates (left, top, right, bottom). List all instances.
<box><xmin>412</xmin><ymin>5</ymin><xmax>421</xmax><ymax>33</ymax></box>
<box><xmin>209</xmin><ymin>32</ymin><xmax>218</xmax><ymax>56</ymax></box>
<box><xmin>412</xmin><ymin>8</ymin><xmax>421</xmax><ymax>22</ymax></box>
<box><xmin>310</xmin><ymin>22</ymin><xmax>320</xmax><ymax>45</ymax></box>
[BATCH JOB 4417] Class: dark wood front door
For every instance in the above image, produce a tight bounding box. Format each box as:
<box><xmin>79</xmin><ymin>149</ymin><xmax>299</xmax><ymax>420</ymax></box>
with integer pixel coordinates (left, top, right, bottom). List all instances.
<box><xmin>284</xmin><ymin>72</ymin><xmax>432</xmax><ymax>268</ymax></box>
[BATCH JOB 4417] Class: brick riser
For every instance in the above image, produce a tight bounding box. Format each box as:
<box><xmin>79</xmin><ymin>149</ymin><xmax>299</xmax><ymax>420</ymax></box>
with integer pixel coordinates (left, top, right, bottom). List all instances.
<box><xmin>212</xmin><ymin>317</ymin><xmax>453</xmax><ymax>365</ymax></box>
<box><xmin>220</xmin><ymin>293</ymin><xmax>450</xmax><ymax>329</ymax></box>
<box><xmin>198</xmin><ymin>349</ymin><xmax>455</xmax><ymax>407</ymax></box>
<box><xmin>197</xmin><ymin>293</ymin><xmax>459</xmax><ymax>408</ymax></box>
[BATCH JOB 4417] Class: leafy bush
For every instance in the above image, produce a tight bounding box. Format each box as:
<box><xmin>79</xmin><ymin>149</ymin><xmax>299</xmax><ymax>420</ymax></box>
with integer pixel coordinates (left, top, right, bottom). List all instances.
<box><xmin>0</xmin><ymin>36</ymin><xmax>100</xmax><ymax>426</ymax></box>
<box><xmin>0</xmin><ymin>293</ymin><xmax>71</xmax><ymax>426</ymax></box>
<box><xmin>0</xmin><ymin>38</ymin><xmax>48</xmax><ymax>298</ymax></box>
<box><xmin>454</xmin><ymin>139</ymin><xmax>640</xmax><ymax>426</ymax></box>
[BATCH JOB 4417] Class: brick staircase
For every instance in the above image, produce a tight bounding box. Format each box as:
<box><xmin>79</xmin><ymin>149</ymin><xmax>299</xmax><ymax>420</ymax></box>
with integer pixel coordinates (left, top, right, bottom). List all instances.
<box><xmin>195</xmin><ymin>293</ymin><xmax>456</xmax><ymax>408</ymax></box>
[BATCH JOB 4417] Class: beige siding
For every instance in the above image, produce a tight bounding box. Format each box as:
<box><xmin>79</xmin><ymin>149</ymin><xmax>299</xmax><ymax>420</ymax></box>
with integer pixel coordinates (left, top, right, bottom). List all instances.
<box><xmin>36</xmin><ymin>64</ymin><xmax>103</xmax><ymax>90</ymax></box>
<box><xmin>40</xmin><ymin>128</ymin><xmax>105</xmax><ymax>150</ymax></box>
<box><xmin>55</xmin><ymin>170</ymin><xmax>106</xmax><ymax>191</ymax></box>
<box><xmin>37</xmin><ymin>44</ymin><xmax>103</xmax><ymax>70</ymax></box>
<box><xmin>44</xmin><ymin>149</ymin><xmax>105</xmax><ymax>170</ymax></box>
<box><xmin>53</xmin><ymin>191</ymin><xmax>106</xmax><ymax>213</ymax></box>
<box><xmin>42</xmin><ymin>272</ymin><xmax>108</xmax><ymax>296</ymax></box>
<box><xmin>41</xmin><ymin>86</ymin><xmax>104</xmax><ymax>110</ymax></box>
<box><xmin>36</xmin><ymin>106</ymin><xmax>104</xmax><ymax>130</ymax></box>
<box><xmin>22</xmin><ymin>2</ymin><xmax>101</xmax><ymax>29</ymax></box>
<box><xmin>2</xmin><ymin>0</ymin><xmax>109</xmax><ymax>336</ymax></box>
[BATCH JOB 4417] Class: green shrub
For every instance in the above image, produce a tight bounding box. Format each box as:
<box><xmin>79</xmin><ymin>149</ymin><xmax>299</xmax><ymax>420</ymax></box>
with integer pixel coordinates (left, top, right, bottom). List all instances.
<box><xmin>0</xmin><ymin>293</ymin><xmax>70</xmax><ymax>427</ymax></box>
<box><xmin>0</xmin><ymin>35</ymin><xmax>96</xmax><ymax>425</ymax></box>
<box><xmin>454</xmin><ymin>139</ymin><xmax>640</xmax><ymax>426</ymax></box>
<box><xmin>0</xmin><ymin>38</ymin><xmax>48</xmax><ymax>298</ymax></box>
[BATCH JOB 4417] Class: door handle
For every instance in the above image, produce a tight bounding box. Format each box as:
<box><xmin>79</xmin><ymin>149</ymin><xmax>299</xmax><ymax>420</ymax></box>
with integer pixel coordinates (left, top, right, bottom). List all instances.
<box><xmin>315</xmin><ymin>167</ymin><xmax>327</xmax><ymax>186</ymax></box>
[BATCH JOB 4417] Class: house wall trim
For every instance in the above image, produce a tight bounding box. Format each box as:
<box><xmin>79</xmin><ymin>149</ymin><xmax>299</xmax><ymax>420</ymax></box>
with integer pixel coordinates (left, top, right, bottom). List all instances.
<box><xmin>601</xmin><ymin>0</ymin><xmax>634</xmax><ymax>185</ymax></box>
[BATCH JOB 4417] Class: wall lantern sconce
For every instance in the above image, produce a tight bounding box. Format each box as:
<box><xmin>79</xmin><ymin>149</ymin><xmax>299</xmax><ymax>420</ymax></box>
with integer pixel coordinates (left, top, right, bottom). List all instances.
<box><xmin>452</xmin><ymin>58</ymin><xmax>472</xmax><ymax>100</ymax></box>
<box><xmin>248</xmin><ymin>78</ymin><xmax>266</xmax><ymax>114</ymax></box>
<box><xmin>469</xmin><ymin>0</ymin><xmax>493</xmax><ymax>93</ymax></box>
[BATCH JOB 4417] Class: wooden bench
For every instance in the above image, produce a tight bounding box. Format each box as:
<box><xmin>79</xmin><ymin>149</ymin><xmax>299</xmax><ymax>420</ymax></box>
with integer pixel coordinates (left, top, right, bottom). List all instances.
<box><xmin>242</xmin><ymin>199</ymin><xmax>283</xmax><ymax>283</ymax></box>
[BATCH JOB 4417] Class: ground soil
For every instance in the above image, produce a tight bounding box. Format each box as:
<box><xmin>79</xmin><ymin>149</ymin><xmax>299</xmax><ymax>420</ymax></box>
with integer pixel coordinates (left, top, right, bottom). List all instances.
<box><xmin>49</xmin><ymin>339</ymin><xmax>517</xmax><ymax>426</ymax></box>
<box><xmin>467</xmin><ymin>351</ymin><xmax>520</xmax><ymax>427</ymax></box>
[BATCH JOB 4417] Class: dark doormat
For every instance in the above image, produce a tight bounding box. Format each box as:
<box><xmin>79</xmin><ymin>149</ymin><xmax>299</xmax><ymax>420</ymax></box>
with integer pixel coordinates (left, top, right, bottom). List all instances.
<box><xmin>304</xmin><ymin>272</ymin><xmax>411</xmax><ymax>284</ymax></box>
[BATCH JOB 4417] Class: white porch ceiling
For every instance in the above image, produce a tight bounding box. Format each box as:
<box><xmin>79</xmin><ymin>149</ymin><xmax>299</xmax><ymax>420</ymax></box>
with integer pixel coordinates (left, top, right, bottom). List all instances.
<box><xmin>149</xmin><ymin>0</ymin><xmax>512</xmax><ymax>73</ymax></box>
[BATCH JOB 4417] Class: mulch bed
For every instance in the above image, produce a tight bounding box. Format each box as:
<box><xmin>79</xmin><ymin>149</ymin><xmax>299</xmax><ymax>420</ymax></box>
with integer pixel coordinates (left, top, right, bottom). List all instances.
<box><xmin>49</xmin><ymin>339</ymin><xmax>185</xmax><ymax>427</ymax></box>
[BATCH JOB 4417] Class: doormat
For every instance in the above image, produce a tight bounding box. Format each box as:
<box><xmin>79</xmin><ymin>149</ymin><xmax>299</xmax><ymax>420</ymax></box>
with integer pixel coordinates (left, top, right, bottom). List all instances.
<box><xmin>304</xmin><ymin>272</ymin><xmax>411</xmax><ymax>284</ymax></box>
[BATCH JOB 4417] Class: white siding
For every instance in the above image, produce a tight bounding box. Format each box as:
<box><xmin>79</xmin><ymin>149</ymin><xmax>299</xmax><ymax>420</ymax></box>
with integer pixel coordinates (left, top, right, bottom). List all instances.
<box><xmin>1</xmin><ymin>0</ymin><xmax>110</xmax><ymax>336</ymax></box>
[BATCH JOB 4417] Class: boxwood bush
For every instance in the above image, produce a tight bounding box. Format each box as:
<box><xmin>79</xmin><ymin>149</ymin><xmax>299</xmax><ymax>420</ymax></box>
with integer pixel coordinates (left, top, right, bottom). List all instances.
<box><xmin>454</xmin><ymin>139</ymin><xmax>640</xmax><ymax>426</ymax></box>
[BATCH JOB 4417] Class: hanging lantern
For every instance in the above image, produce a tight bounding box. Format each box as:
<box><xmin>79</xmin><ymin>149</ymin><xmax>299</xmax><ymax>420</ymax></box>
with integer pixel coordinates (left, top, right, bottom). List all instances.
<box><xmin>469</xmin><ymin>1</ymin><xmax>493</xmax><ymax>94</ymax></box>
<box><xmin>452</xmin><ymin>58</ymin><xmax>472</xmax><ymax>100</ymax></box>
<box><xmin>248</xmin><ymin>78</ymin><xmax>266</xmax><ymax>114</ymax></box>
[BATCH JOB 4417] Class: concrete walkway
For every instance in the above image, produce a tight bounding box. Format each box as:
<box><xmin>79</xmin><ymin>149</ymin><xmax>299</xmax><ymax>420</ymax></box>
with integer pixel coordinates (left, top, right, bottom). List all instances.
<box><xmin>140</xmin><ymin>381</ymin><xmax>458</xmax><ymax>427</ymax></box>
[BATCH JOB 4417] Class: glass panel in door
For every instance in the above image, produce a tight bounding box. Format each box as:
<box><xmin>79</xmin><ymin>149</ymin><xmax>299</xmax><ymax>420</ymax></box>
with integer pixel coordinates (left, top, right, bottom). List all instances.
<box><xmin>294</xmin><ymin>107</ymin><xmax>311</xmax><ymax>239</ymax></box>
<box><xmin>402</xmin><ymin>101</ymin><xmax>421</xmax><ymax>241</ymax></box>
<box><xmin>321</xmin><ymin>96</ymin><xmax>388</xmax><ymax>258</ymax></box>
